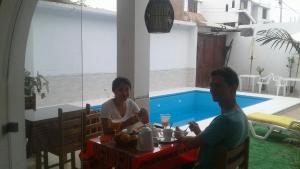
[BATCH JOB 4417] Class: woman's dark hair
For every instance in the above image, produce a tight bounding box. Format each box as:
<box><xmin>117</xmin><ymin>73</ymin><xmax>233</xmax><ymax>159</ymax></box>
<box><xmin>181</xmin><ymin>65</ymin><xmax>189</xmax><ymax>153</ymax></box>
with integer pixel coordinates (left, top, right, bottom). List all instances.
<box><xmin>211</xmin><ymin>67</ymin><xmax>239</xmax><ymax>86</ymax></box>
<box><xmin>112</xmin><ymin>77</ymin><xmax>132</xmax><ymax>92</ymax></box>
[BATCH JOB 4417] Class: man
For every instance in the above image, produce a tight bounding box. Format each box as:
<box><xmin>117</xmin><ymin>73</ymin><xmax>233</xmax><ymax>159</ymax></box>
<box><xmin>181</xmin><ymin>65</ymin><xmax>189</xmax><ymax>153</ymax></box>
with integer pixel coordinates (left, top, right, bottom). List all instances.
<box><xmin>175</xmin><ymin>67</ymin><xmax>249</xmax><ymax>169</ymax></box>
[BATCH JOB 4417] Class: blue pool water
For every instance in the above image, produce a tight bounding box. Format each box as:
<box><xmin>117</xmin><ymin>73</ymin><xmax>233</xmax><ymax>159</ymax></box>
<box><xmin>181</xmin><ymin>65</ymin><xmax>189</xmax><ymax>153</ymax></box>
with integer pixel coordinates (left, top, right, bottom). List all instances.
<box><xmin>92</xmin><ymin>90</ymin><xmax>270</xmax><ymax>126</ymax></box>
<box><xmin>149</xmin><ymin>90</ymin><xmax>270</xmax><ymax>125</ymax></box>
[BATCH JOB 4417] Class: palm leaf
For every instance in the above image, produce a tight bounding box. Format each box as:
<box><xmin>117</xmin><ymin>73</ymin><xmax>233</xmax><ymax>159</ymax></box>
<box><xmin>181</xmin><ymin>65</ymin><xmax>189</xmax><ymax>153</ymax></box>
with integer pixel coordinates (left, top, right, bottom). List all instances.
<box><xmin>256</xmin><ymin>28</ymin><xmax>300</xmax><ymax>88</ymax></box>
<box><xmin>256</xmin><ymin>28</ymin><xmax>297</xmax><ymax>51</ymax></box>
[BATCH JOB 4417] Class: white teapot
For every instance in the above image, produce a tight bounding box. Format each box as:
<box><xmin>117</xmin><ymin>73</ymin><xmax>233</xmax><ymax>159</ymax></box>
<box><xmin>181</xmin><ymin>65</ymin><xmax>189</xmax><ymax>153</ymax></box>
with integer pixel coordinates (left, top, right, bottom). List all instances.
<box><xmin>137</xmin><ymin>126</ymin><xmax>154</xmax><ymax>151</ymax></box>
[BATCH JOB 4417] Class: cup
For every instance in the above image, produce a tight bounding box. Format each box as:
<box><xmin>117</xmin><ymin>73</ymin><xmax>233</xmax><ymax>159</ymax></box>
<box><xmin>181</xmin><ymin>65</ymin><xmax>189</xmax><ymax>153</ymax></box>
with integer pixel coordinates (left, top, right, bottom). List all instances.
<box><xmin>163</xmin><ymin>128</ymin><xmax>173</xmax><ymax>141</ymax></box>
<box><xmin>111</xmin><ymin>119</ymin><xmax>122</xmax><ymax>135</ymax></box>
<box><xmin>150</xmin><ymin>125</ymin><xmax>160</xmax><ymax>137</ymax></box>
<box><xmin>160</xmin><ymin>114</ymin><xmax>171</xmax><ymax>128</ymax></box>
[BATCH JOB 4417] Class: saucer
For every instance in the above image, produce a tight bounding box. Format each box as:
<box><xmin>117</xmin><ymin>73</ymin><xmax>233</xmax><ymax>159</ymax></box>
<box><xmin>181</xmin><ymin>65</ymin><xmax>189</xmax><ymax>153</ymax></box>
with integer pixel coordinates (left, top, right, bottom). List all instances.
<box><xmin>157</xmin><ymin>137</ymin><xmax>178</xmax><ymax>144</ymax></box>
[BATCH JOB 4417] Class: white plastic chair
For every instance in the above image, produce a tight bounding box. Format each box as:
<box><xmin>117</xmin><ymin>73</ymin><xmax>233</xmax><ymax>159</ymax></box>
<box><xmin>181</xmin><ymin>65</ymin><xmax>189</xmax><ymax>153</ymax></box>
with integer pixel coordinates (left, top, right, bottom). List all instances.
<box><xmin>273</xmin><ymin>75</ymin><xmax>288</xmax><ymax>96</ymax></box>
<box><xmin>257</xmin><ymin>73</ymin><xmax>274</xmax><ymax>94</ymax></box>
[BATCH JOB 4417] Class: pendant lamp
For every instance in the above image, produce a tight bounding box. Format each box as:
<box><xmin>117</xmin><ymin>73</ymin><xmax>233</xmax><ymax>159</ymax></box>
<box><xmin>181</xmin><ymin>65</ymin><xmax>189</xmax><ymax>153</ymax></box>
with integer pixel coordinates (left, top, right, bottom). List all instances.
<box><xmin>144</xmin><ymin>0</ymin><xmax>174</xmax><ymax>33</ymax></box>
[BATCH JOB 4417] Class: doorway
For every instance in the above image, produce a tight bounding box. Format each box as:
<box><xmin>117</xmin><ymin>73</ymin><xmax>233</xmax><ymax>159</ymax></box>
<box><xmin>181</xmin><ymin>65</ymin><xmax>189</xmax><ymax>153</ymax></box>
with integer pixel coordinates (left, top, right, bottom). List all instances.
<box><xmin>195</xmin><ymin>33</ymin><xmax>226</xmax><ymax>87</ymax></box>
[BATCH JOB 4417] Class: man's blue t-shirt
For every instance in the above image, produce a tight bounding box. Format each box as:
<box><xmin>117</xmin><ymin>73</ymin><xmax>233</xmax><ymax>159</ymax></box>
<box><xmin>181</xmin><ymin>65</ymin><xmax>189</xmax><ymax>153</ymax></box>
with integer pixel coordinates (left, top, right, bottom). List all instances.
<box><xmin>194</xmin><ymin>107</ymin><xmax>249</xmax><ymax>169</ymax></box>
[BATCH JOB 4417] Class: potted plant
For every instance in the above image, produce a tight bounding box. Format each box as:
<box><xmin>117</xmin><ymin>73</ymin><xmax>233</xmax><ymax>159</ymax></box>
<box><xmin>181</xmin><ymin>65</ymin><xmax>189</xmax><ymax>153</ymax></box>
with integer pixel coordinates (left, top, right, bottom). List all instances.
<box><xmin>256</xmin><ymin>66</ymin><xmax>266</xmax><ymax>90</ymax></box>
<box><xmin>286</xmin><ymin>55</ymin><xmax>295</xmax><ymax>93</ymax></box>
<box><xmin>256</xmin><ymin>66</ymin><xmax>265</xmax><ymax>76</ymax></box>
<box><xmin>24</xmin><ymin>69</ymin><xmax>49</xmax><ymax>99</ymax></box>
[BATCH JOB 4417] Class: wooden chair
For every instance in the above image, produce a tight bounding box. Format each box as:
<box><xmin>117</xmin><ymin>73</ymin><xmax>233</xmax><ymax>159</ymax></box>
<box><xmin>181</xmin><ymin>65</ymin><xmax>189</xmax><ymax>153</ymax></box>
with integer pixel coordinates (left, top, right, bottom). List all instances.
<box><xmin>25</xmin><ymin>94</ymin><xmax>36</xmax><ymax>158</ymax></box>
<box><xmin>80</xmin><ymin>104</ymin><xmax>103</xmax><ymax>169</ymax></box>
<box><xmin>43</xmin><ymin>108</ymin><xmax>84</xmax><ymax>169</ymax></box>
<box><xmin>216</xmin><ymin>137</ymin><xmax>249</xmax><ymax>169</ymax></box>
<box><xmin>82</xmin><ymin>104</ymin><xmax>103</xmax><ymax>152</ymax></box>
<box><xmin>25</xmin><ymin>94</ymin><xmax>36</xmax><ymax>110</ymax></box>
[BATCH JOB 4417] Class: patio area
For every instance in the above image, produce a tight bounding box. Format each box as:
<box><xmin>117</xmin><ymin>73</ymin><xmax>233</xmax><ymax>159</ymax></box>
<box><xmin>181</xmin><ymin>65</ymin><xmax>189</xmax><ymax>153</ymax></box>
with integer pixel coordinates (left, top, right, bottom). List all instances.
<box><xmin>3</xmin><ymin>0</ymin><xmax>300</xmax><ymax>168</ymax></box>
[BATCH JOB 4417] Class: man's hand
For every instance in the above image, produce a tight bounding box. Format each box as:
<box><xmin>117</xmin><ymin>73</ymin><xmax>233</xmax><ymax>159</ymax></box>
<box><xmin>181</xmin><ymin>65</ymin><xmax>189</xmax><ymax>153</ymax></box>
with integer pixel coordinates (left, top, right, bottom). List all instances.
<box><xmin>174</xmin><ymin>127</ymin><xmax>185</xmax><ymax>141</ymax></box>
<box><xmin>174</xmin><ymin>127</ymin><xmax>183</xmax><ymax>140</ymax></box>
<box><xmin>189</xmin><ymin>121</ymin><xmax>201</xmax><ymax>135</ymax></box>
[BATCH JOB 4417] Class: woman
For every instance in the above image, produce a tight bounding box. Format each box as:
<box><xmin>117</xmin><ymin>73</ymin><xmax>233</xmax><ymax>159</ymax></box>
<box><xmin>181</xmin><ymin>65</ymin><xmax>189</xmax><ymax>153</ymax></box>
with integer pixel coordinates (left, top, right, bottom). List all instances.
<box><xmin>101</xmin><ymin>77</ymin><xmax>149</xmax><ymax>134</ymax></box>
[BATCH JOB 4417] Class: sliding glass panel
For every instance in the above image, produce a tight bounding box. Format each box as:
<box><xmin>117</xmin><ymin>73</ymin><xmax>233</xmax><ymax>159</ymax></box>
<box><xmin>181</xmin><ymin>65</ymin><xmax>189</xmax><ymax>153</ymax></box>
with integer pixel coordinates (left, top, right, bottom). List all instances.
<box><xmin>25</xmin><ymin>0</ymin><xmax>83</xmax><ymax>108</ymax></box>
<box><xmin>82</xmin><ymin>0</ymin><xmax>117</xmax><ymax>109</ymax></box>
<box><xmin>25</xmin><ymin>0</ymin><xmax>83</xmax><ymax>168</ymax></box>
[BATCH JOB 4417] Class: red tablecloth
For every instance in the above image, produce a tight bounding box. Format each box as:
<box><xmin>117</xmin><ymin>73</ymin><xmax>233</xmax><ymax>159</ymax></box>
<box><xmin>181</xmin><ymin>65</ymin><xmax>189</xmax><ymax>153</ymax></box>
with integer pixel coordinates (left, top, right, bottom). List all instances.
<box><xmin>79</xmin><ymin>135</ymin><xmax>198</xmax><ymax>169</ymax></box>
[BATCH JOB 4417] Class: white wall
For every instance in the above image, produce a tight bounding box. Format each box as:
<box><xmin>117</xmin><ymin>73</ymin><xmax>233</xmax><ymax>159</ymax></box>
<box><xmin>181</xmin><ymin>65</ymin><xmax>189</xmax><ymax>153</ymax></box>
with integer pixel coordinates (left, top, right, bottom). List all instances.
<box><xmin>197</xmin><ymin>0</ymin><xmax>240</xmax><ymax>23</ymax></box>
<box><xmin>25</xmin><ymin>1</ymin><xmax>197</xmax><ymax>76</ymax></box>
<box><xmin>229</xmin><ymin>22</ymin><xmax>300</xmax><ymax>75</ymax></box>
<box><xmin>150</xmin><ymin>22</ymin><xmax>197</xmax><ymax>70</ymax></box>
<box><xmin>228</xmin><ymin>23</ymin><xmax>300</xmax><ymax>92</ymax></box>
<box><xmin>29</xmin><ymin>2</ymin><xmax>82</xmax><ymax>76</ymax></box>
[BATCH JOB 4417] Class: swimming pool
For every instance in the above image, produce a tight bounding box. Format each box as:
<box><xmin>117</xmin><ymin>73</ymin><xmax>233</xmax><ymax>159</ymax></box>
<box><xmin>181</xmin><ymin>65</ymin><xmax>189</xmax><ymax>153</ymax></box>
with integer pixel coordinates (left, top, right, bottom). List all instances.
<box><xmin>150</xmin><ymin>90</ymin><xmax>270</xmax><ymax>125</ymax></box>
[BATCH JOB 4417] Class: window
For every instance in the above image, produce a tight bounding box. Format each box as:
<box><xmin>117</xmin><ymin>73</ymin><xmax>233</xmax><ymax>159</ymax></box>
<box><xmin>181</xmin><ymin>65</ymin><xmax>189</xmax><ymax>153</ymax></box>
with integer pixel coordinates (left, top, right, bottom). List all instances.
<box><xmin>188</xmin><ymin>0</ymin><xmax>198</xmax><ymax>13</ymax></box>
<box><xmin>262</xmin><ymin>8</ymin><xmax>268</xmax><ymax>19</ymax></box>
<box><xmin>240</xmin><ymin>0</ymin><xmax>248</xmax><ymax>9</ymax></box>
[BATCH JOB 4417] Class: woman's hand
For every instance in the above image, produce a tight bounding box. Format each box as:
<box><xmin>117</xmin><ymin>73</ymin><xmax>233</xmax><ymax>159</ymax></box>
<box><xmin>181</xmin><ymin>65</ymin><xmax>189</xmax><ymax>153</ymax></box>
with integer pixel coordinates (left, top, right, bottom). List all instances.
<box><xmin>121</xmin><ymin>115</ymin><xmax>139</xmax><ymax>129</ymax></box>
<box><xmin>138</xmin><ymin>108</ymin><xmax>149</xmax><ymax>124</ymax></box>
<box><xmin>189</xmin><ymin>121</ymin><xmax>201</xmax><ymax>135</ymax></box>
<box><xmin>101</xmin><ymin>118</ymin><xmax>114</xmax><ymax>135</ymax></box>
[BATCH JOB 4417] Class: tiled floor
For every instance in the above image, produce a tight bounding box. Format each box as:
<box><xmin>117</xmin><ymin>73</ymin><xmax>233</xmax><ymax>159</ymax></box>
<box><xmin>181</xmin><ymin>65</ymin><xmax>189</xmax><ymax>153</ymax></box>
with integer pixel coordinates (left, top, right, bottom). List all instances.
<box><xmin>278</xmin><ymin>105</ymin><xmax>300</xmax><ymax>119</ymax></box>
<box><xmin>27</xmin><ymin>151</ymin><xmax>81</xmax><ymax>169</ymax></box>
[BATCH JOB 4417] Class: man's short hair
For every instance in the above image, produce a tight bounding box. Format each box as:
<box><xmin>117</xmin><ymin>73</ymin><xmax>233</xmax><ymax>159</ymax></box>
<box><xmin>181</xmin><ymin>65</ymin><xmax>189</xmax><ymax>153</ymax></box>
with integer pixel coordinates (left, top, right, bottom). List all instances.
<box><xmin>112</xmin><ymin>77</ymin><xmax>132</xmax><ymax>92</ymax></box>
<box><xmin>211</xmin><ymin>67</ymin><xmax>239</xmax><ymax>86</ymax></box>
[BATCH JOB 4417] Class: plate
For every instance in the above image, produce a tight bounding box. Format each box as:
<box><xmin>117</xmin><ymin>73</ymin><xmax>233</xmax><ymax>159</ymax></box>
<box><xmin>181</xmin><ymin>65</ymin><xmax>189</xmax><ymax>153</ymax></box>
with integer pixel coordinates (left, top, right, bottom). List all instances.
<box><xmin>157</xmin><ymin>137</ymin><xmax>178</xmax><ymax>144</ymax></box>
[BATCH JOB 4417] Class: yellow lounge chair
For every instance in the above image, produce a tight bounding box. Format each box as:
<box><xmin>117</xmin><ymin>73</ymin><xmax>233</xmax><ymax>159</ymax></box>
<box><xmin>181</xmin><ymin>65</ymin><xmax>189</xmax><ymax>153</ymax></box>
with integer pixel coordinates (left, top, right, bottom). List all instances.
<box><xmin>247</xmin><ymin>112</ymin><xmax>300</xmax><ymax>139</ymax></box>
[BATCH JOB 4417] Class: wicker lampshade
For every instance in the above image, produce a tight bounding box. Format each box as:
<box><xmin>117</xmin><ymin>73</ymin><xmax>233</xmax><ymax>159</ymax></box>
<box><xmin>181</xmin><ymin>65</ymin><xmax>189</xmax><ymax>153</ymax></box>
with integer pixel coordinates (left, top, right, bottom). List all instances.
<box><xmin>144</xmin><ymin>0</ymin><xmax>174</xmax><ymax>33</ymax></box>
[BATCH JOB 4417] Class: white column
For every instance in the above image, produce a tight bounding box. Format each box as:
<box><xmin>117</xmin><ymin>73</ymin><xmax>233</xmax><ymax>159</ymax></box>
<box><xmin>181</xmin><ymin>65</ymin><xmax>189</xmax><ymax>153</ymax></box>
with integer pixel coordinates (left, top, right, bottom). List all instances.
<box><xmin>0</xmin><ymin>0</ymin><xmax>38</xmax><ymax>168</ymax></box>
<box><xmin>117</xmin><ymin>0</ymin><xmax>150</xmax><ymax>109</ymax></box>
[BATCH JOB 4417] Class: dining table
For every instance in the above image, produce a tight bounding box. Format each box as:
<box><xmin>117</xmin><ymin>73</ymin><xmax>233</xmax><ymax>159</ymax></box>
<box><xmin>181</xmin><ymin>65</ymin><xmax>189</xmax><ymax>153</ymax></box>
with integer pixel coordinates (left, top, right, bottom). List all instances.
<box><xmin>282</xmin><ymin>77</ymin><xmax>300</xmax><ymax>83</ymax></box>
<box><xmin>239</xmin><ymin>74</ymin><xmax>260</xmax><ymax>92</ymax></box>
<box><xmin>25</xmin><ymin>104</ymin><xmax>82</xmax><ymax>169</ymax></box>
<box><xmin>79</xmin><ymin>135</ymin><xmax>199</xmax><ymax>169</ymax></box>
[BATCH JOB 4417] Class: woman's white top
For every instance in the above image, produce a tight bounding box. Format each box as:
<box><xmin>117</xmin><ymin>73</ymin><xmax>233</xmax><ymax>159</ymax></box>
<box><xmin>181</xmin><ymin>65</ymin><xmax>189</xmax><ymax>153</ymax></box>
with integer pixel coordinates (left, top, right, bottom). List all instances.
<box><xmin>100</xmin><ymin>98</ymin><xmax>140</xmax><ymax>122</ymax></box>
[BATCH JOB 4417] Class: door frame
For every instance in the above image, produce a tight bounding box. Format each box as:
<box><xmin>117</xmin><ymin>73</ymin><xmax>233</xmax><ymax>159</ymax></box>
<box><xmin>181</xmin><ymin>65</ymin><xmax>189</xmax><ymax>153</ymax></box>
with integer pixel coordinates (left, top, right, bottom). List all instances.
<box><xmin>0</xmin><ymin>0</ymin><xmax>37</xmax><ymax>168</ymax></box>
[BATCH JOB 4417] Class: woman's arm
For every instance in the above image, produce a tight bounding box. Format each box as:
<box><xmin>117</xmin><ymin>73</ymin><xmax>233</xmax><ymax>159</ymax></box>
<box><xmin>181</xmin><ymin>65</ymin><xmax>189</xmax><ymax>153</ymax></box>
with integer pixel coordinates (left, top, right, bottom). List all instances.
<box><xmin>121</xmin><ymin>108</ymin><xmax>149</xmax><ymax>129</ymax></box>
<box><xmin>120</xmin><ymin>115</ymin><xmax>140</xmax><ymax>129</ymax></box>
<box><xmin>101</xmin><ymin>118</ymin><xmax>114</xmax><ymax>135</ymax></box>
